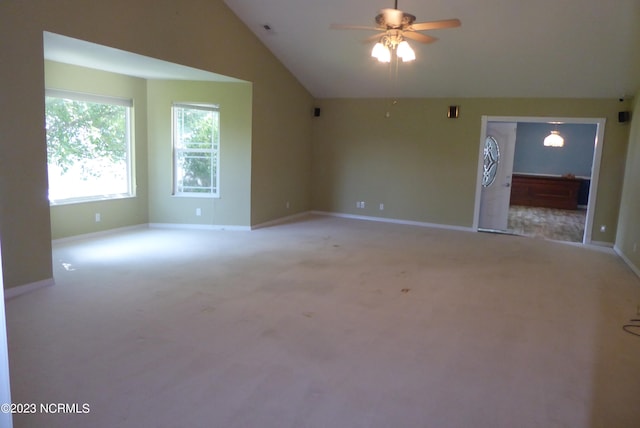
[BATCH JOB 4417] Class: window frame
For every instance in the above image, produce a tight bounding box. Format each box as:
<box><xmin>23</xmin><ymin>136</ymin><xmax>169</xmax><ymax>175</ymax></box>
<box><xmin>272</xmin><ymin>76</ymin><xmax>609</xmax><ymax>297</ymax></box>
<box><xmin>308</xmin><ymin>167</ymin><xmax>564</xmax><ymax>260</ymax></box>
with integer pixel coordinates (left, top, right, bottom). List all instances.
<box><xmin>45</xmin><ymin>89</ymin><xmax>135</xmax><ymax>205</ymax></box>
<box><xmin>171</xmin><ymin>103</ymin><xmax>221</xmax><ymax>198</ymax></box>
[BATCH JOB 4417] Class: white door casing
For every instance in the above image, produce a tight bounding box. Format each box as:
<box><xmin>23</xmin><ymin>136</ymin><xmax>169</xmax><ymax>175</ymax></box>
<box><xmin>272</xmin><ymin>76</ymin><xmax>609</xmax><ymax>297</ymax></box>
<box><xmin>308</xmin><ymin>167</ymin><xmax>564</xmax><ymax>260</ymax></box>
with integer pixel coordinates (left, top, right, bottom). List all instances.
<box><xmin>473</xmin><ymin>116</ymin><xmax>606</xmax><ymax>244</ymax></box>
<box><xmin>0</xmin><ymin>239</ymin><xmax>13</xmax><ymax>428</ymax></box>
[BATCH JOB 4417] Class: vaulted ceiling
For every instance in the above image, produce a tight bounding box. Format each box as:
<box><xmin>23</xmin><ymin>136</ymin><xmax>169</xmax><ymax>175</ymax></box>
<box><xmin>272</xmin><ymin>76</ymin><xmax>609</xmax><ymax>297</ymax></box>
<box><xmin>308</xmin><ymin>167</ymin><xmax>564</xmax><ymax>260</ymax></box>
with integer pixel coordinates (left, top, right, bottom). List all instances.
<box><xmin>224</xmin><ymin>0</ymin><xmax>640</xmax><ymax>99</ymax></box>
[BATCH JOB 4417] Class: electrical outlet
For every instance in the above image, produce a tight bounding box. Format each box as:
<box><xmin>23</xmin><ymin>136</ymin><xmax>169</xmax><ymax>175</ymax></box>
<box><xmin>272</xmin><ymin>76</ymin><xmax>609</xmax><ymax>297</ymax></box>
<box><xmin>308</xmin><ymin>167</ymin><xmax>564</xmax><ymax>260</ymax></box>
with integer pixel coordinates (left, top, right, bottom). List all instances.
<box><xmin>600</xmin><ymin>225</ymin><xmax>606</xmax><ymax>232</ymax></box>
<box><xmin>95</xmin><ymin>213</ymin><xmax>101</xmax><ymax>222</ymax></box>
<box><xmin>379</xmin><ymin>203</ymin><xmax>384</xmax><ymax>210</ymax></box>
<box><xmin>196</xmin><ymin>208</ymin><xmax>202</xmax><ymax>216</ymax></box>
<box><xmin>361</xmin><ymin>201</ymin><xmax>365</xmax><ymax>209</ymax></box>
<box><xmin>286</xmin><ymin>201</ymin><xmax>290</xmax><ymax>209</ymax></box>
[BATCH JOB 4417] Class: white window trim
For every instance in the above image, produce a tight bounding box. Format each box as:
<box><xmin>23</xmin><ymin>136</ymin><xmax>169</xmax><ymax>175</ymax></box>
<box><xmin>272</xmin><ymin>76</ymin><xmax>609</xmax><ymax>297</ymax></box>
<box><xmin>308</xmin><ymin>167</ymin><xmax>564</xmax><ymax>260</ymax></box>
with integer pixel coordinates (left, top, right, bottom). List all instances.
<box><xmin>171</xmin><ymin>103</ymin><xmax>221</xmax><ymax>198</ymax></box>
<box><xmin>46</xmin><ymin>88</ymin><xmax>133</xmax><ymax>107</ymax></box>
<box><xmin>45</xmin><ymin>89</ymin><xmax>135</xmax><ymax>205</ymax></box>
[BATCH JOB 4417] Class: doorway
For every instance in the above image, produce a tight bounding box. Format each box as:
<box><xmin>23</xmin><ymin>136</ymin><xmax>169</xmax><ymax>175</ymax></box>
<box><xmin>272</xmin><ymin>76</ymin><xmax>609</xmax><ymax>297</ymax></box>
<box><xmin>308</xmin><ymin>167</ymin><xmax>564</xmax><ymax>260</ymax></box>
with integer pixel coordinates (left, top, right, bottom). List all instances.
<box><xmin>473</xmin><ymin>116</ymin><xmax>606</xmax><ymax>244</ymax></box>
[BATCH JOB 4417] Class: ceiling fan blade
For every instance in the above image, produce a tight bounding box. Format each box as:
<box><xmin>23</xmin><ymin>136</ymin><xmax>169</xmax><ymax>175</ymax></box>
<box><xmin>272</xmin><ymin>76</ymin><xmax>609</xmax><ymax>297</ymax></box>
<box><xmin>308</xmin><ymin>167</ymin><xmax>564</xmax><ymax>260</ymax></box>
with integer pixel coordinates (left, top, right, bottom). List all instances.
<box><xmin>403</xmin><ymin>31</ymin><xmax>438</xmax><ymax>44</ymax></box>
<box><xmin>362</xmin><ymin>33</ymin><xmax>384</xmax><ymax>43</ymax></box>
<box><xmin>410</xmin><ymin>19</ymin><xmax>461</xmax><ymax>31</ymax></box>
<box><xmin>330</xmin><ymin>24</ymin><xmax>383</xmax><ymax>31</ymax></box>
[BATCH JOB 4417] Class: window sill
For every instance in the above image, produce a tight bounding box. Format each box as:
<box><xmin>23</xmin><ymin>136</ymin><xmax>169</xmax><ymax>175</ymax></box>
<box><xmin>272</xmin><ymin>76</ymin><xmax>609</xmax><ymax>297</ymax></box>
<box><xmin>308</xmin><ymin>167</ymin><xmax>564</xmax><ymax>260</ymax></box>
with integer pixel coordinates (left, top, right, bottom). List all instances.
<box><xmin>49</xmin><ymin>194</ymin><xmax>136</xmax><ymax>206</ymax></box>
<box><xmin>172</xmin><ymin>193</ymin><xmax>220</xmax><ymax>199</ymax></box>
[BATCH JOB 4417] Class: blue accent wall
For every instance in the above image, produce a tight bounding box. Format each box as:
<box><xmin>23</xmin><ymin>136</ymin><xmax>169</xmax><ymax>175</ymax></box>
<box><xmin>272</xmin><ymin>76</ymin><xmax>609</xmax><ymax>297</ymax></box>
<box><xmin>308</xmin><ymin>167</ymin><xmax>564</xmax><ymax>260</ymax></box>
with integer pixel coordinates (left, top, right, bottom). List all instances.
<box><xmin>513</xmin><ymin>123</ymin><xmax>597</xmax><ymax>178</ymax></box>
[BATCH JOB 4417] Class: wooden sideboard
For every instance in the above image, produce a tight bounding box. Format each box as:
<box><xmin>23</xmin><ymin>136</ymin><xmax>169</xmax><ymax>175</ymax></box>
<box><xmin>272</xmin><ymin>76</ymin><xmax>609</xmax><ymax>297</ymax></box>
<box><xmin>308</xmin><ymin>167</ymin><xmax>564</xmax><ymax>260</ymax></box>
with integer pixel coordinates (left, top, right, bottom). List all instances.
<box><xmin>510</xmin><ymin>174</ymin><xmax>581</xmax><ymax>210</ymax></box>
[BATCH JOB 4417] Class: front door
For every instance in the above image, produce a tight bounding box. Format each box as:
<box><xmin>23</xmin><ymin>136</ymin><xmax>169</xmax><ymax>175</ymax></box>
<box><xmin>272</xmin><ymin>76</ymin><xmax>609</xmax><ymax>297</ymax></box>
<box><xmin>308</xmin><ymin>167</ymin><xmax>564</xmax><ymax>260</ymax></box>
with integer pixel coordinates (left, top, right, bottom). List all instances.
<box><xmin>478</xmin><ymin>122</ymin><xmax>517</xmax><ymax>231</ymax></box>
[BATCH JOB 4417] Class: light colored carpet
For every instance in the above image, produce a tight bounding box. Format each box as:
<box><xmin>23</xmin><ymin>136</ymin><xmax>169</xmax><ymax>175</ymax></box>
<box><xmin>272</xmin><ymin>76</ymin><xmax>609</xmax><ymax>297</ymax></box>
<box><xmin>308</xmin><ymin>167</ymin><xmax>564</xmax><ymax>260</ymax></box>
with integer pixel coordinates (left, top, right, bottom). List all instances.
<box><xmin>5</xmin><ymin>215</ymin><xmax>640</xmax><ymax>428</ymax></box>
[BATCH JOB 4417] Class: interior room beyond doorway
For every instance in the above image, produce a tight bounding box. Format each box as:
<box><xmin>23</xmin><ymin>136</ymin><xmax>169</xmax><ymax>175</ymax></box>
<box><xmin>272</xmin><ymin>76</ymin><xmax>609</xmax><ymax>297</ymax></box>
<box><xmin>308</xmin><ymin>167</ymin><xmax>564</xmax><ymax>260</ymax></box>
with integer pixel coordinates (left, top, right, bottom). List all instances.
<box><xmin>476</xmin><ymin>116</ymin><xmax>605</xmax><ymax>245</ymax></box>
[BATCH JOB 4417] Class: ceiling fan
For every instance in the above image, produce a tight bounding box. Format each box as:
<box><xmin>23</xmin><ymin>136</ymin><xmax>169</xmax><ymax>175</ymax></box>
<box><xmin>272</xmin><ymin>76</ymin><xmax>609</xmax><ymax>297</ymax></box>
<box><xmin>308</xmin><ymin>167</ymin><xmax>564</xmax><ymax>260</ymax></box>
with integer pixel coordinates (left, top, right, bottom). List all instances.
<box><xmin>330</xmin><ymin>0</ymin><xmax>461</xmax><ymax>62</ymax></box>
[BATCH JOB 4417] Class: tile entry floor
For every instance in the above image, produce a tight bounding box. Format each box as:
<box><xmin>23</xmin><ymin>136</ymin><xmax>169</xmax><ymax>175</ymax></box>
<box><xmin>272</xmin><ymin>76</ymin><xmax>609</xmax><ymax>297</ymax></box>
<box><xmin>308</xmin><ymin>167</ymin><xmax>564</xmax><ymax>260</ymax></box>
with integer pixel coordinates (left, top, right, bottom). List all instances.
<box><xmin>508</xmin><ymin>205</ymin><xmax>587</xmax><ymax>243</ymax></box>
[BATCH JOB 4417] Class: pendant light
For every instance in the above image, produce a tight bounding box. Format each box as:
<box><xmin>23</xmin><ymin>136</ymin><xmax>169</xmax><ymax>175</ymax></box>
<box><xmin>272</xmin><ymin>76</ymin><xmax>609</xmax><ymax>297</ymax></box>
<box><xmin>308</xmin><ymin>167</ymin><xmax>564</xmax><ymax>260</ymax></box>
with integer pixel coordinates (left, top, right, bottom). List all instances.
<box><xmin>543</xmin><ymin>129</ymin><xmax>564</xmax><ymax>147</ymax></box>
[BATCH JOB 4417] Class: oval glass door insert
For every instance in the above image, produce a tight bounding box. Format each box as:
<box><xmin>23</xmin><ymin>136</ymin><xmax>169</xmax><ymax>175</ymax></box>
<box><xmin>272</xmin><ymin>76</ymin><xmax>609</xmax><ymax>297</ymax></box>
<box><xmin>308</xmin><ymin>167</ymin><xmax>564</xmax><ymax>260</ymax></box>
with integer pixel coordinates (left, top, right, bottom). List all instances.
<box><xmin>482</xmin><ymin>136</ymin><xmax>500</xmax><ymax>187</ymax></box>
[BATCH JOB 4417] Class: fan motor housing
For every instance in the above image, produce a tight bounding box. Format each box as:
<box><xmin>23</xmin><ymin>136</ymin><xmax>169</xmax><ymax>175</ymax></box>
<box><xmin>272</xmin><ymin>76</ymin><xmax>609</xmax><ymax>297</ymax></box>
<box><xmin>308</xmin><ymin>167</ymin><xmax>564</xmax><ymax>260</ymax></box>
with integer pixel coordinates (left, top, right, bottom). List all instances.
<box><xmin>375</xmin><ymin>12</ymin><xmax>416</xmax><ymax>29</ymax></box>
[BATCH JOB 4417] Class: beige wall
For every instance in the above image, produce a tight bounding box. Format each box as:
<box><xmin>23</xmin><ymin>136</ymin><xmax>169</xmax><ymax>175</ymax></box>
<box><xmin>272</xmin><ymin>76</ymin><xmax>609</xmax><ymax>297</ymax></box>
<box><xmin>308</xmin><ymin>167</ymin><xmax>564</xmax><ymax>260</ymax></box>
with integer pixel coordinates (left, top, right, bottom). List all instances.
<box><xmin>147</xmin><ymin>80</ymin><xmax>252</xmax><ymax>226</ymax></box>
<box><xmin>250</xmin><ymin>78</ymin><xmax>314</xmax><ymax>225</ymax></box>
<box><xmin>0</xmin><ymin>0</ymin><xmax>634</xmax><ymax>291</ymax></box>
<box><xmin>46</xmin><ymin>61</ymin><xmax>149</xmax><ymax>240</ymax></box>
<box><xmin>312</xmin><ymin>98</ymin><xmax>631</xmax><ymax>242</ymax></box>
<box><xmin>615</xmin><ymin>96</ymin><xmax>640</xmax><ymax>272</ymax></box>
<box><xmin>0</xmin><ymin>0</ymin><xmax>313</xmax><ymax>289</ymax></box>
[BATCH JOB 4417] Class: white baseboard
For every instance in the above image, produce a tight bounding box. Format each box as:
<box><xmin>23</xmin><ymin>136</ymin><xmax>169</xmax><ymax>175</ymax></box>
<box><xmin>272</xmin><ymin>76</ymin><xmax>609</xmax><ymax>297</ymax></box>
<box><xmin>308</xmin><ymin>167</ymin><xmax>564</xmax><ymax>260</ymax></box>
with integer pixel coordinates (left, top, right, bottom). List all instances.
<box><xmin>149</xmin><ymin>223</ymin><xmax>251</xmax><ymax>232</ymax></box>
<box><xmin>311</xmin><ymin>211</ymin><xmax>475</xmax><ymax>233</ymax></box>
<box><xmin>614</xmin><ymin>246</ymin><xmax>640</xmax><ymax>279</ymax></box>
<box><xmin>251</xmin><ymin>211</ymin><xmax>312</xmax><ymax>230</ymax></box>
<box><xmin>53</xmin><ymin>224</ymin><xmax>148</xmax><ymax>244</ymax></box>
<box><xmin>53</xmin><ymin>211</ymin><xmax>470</xmax><ymax>238</ymax></box>
<box><xmin>4</xmin><ymin>278</ymin><xmax>55</xmax><ymax>300</ymax></box>
<box><xmin>588</xmin><ymin>240</ymin><xmax>615</xmax><ymax>248</ymax></box>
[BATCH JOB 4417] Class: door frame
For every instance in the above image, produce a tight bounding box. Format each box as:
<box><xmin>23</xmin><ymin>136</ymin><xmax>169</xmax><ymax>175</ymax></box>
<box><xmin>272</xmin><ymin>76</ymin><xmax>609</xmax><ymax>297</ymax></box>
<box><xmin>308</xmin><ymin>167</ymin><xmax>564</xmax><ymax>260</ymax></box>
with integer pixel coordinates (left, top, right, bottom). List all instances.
<box><xmin>0</xmin><ymin>239</ymin><xmax>14</xmax><ymax>428</ymax></box>
<box><xmin>472</xmin><ymin>115</ymin><xmax>607</xmax><ymax>244</ymax></box>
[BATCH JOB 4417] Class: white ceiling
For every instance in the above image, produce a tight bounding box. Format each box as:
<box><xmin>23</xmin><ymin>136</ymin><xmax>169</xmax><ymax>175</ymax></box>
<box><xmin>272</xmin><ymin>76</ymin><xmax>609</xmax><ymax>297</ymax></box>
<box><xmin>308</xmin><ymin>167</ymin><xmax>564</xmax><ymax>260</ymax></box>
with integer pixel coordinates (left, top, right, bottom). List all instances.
<box><xmin>43</xmin><ymin>32</ymin><xmax>244</xmax><ymax>83</ymax></box>
<box><xmin>224</xmin><ymin>0</ymin><xmax>640</xmax><ymax>99</ymax></box>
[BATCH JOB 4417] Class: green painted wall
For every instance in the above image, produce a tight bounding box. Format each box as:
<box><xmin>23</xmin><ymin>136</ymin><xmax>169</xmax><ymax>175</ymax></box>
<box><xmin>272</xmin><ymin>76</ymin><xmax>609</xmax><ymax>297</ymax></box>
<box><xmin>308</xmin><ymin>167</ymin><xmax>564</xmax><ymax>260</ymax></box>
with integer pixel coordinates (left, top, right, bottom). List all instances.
<box><xmin>47</xmin><ymin>63</ymin><xmax>253</xmax><ymax>233</ymax></box>
<box><xmin>45</xmin><ymin>61</ymin><xmax>149</xmax><ymax>240</ymax></box>
<box><xmin>147</xmin><ymin>80</ymin><xmax>252</xmax><ymax>226</ymax></box>
<box><xmin>0</xmin><ymin>0</ymin><xmax>313</xmax><ymax>289</ymax></box>
<box><xmin>616</xmin><ymin>96</ymin><xmax>640</xmax><ymax>271</ymax></box>
<box><xmin>311</xmin><ymin>97</ymin><xmax>631</xmax><ymax>243</ymax></box>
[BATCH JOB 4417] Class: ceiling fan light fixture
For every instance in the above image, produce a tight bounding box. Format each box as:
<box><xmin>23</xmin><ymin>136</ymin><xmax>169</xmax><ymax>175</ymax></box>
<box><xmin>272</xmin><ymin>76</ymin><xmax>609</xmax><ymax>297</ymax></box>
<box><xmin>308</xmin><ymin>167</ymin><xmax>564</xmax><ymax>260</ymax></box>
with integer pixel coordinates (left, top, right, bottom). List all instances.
<box><xmin>371</xmin><ymin>42</ymin><xmax>385</xmax><ymax>59</ymax></box>
<box><xmin>397</xmin><ymin>40</ymin><xmax>415</xmax><ymax>62</ymax></box>
<box><xmin>379</xmin><ymin>45</ymin><xmax>391</xmax><ymax>62</ymax></box>
<box><xmin>333</xmin><ymin>2</ymin><xmax>461</xmax><ymax>65</ymax></box>
<box><xmin>372</xmin><ymin>42</ymin><xmax>391</xmax><ymax>62</ymax></box>
<box><xmin>543</xmin><ymin>130</ymin><xmax>564</xmax><ymax>147</ymax></box>
<box><xmin>402</xmin><ymin>50</ymin><xmax>416</xmax><ymax>62</ymax></box>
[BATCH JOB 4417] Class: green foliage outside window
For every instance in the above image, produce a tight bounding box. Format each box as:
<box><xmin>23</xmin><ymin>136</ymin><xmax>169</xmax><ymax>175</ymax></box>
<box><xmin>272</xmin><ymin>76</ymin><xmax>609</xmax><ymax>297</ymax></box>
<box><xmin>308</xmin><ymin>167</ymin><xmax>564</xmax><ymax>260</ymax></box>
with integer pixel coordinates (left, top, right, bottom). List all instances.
<box><xmin>45</xmin><ymin>94</ymin><xmax>131</xmax><ymax>203</ymax></box>
<box><xmin>46</xmin><ymin>97</ymin><xmax>127</xmax><ymax>177</ymax></box>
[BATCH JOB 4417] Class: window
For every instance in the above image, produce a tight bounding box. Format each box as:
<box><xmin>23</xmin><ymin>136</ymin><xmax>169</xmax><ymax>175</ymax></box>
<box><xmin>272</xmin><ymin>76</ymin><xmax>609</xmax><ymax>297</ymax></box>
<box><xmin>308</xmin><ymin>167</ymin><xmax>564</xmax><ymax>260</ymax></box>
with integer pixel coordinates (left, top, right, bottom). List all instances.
<box><xmin>172</xmin><ymin>103</ymin><xmax>220</xmax><ymax>197</ymax></box>
<box><xmin>45</xmin><ymin>90</ymin><xmax>133</xmax><ymax>204</ymax></box>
